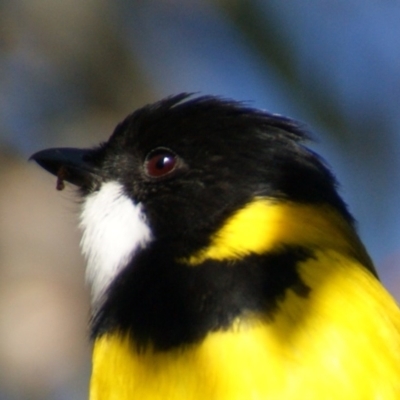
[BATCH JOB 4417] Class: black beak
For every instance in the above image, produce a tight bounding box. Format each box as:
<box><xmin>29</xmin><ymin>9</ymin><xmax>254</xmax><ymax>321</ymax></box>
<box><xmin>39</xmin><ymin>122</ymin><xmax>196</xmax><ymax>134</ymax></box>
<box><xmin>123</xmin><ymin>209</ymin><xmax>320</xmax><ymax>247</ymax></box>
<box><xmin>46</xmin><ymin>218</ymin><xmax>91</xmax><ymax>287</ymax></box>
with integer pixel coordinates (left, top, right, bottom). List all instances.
<box><xmin>30</xmin><ymin>147</ymin><xmax>97</xmax><ymax>190</ymax></box>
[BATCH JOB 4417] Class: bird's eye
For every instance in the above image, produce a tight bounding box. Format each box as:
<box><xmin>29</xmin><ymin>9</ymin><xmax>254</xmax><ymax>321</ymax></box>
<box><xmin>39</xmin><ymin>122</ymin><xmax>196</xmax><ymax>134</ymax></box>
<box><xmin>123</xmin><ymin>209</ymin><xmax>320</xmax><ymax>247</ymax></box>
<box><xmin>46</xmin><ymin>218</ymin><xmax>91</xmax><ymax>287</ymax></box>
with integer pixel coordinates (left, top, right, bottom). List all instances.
<box><xmin>144</xmin><ymin>148</ymin><xmax>179</xmax><ymax>178</ymax></box>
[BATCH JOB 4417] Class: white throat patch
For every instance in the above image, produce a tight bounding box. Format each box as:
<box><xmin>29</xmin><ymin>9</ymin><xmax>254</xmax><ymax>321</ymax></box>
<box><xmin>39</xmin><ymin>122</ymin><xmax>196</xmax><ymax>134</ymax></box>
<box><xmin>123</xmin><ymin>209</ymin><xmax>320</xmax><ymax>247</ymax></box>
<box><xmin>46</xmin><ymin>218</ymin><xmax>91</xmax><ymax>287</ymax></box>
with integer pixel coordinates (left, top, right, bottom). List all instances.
<box><xmin>79</xmin><ymin>181</ymin><xmax>152</xmax><ymax>306</ymax></box>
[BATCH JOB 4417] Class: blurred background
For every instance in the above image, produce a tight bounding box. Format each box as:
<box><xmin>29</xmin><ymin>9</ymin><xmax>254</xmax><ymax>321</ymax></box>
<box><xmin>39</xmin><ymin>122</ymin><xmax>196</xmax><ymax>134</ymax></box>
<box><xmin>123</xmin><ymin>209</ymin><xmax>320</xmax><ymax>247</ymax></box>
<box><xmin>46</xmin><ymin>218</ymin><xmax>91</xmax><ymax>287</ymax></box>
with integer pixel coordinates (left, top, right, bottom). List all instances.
<box><xmin>1</xmin><ymin>1</ymin><xmax>400</xmax><ymax>399</ymax></box>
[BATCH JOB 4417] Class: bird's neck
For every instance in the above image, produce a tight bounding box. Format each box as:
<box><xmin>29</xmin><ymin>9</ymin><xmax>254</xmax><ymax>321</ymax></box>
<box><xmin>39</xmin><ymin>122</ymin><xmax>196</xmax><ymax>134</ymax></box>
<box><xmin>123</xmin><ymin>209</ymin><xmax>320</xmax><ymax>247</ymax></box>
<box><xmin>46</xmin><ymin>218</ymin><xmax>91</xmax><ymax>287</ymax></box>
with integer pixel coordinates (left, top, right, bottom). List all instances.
<box><xmin>181</xmin><ymin>197</ymin><xmax>374</xmax><ymax>273</ymax></box>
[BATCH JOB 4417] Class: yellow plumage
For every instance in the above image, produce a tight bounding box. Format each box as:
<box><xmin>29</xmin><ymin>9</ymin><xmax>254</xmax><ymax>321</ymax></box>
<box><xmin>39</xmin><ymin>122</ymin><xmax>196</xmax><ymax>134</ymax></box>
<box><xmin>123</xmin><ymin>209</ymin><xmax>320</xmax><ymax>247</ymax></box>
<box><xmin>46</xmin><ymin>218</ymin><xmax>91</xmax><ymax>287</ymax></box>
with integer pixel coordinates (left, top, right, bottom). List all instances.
<box><xmin>90</xmin><ymin>200</ymin><xmax>400</xmax><ymax>399</ymax></box>
<box><xmin>181</xmin><ymin>198</ymin><xmax>372</xmax><ymax>269</ymax></box>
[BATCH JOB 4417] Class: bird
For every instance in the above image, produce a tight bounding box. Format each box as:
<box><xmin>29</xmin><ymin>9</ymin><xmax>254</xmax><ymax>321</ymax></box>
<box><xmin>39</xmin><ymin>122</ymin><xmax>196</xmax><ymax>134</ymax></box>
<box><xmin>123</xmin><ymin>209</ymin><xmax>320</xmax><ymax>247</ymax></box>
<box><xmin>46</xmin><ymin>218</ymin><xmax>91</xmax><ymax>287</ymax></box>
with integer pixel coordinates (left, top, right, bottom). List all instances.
<box><xmin>31</xmin><ymin>93</ymin><xmax>400</xmax><ymax>399</ymax></box>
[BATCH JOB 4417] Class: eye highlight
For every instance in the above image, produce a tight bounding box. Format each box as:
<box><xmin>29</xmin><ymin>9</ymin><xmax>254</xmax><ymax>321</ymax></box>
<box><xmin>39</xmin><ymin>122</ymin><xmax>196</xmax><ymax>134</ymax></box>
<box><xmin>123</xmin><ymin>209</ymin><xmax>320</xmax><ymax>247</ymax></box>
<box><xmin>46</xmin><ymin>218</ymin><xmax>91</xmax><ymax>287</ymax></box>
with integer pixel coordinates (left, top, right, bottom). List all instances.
<box><xmin>144</xmin><ymin>148</ymin><xmax>180</xmax><ymax>178</ymax></box>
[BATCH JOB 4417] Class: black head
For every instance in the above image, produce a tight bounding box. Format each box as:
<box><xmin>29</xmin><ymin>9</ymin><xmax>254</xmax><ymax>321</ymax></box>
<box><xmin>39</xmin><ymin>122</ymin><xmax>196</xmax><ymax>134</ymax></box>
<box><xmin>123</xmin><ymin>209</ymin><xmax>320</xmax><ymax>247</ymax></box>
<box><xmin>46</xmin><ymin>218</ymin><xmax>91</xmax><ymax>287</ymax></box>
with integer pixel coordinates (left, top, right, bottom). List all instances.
<box><xmin>31</xmin><ymin>93</ymin><xmax>351</xmax><ymax>257</ymax></box>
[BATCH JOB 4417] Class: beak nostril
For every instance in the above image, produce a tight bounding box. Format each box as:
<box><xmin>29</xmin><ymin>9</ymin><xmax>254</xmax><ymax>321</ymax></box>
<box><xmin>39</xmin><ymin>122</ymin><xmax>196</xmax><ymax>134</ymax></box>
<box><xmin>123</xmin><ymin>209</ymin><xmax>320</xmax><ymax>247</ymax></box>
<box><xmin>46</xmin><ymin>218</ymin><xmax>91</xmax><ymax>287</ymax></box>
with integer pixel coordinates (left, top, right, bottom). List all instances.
<box><xmin>82</xmin><ymin>153</ymin><xmax>93</xmax><ymax>163</ymax></box>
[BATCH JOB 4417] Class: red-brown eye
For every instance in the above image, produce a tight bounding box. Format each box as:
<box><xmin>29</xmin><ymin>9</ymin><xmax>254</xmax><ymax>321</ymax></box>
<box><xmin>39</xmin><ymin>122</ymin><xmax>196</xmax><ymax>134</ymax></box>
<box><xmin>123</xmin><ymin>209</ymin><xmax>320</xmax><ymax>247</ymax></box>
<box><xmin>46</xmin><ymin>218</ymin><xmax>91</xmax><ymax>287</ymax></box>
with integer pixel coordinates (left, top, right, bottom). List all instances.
<box><xmin>144</xmin><ymin>148</ymin><xmax>179</xmax><ymax>178</ymax></box>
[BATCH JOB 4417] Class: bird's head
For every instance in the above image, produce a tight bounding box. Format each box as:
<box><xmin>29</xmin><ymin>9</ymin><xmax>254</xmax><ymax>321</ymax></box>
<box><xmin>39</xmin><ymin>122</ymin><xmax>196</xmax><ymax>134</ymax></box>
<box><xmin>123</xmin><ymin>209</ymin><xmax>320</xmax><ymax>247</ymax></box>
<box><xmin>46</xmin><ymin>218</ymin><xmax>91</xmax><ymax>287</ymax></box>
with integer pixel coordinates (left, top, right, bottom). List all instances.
<box><xmin>31</xmin><ymin>94</ymin><xmax>370</xmax><ymax>331</ymax></box>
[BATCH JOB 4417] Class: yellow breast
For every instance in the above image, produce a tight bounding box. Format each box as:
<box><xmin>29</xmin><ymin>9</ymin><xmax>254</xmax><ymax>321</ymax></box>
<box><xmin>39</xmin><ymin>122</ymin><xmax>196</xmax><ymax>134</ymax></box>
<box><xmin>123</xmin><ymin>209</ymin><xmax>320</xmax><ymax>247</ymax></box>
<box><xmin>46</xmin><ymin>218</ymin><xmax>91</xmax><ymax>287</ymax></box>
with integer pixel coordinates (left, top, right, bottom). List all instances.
<box><xmin>90</xmin><ymin>250</ymin><xmax>400</xmax><ymax>399</ymax></box>
<box><xmin>89</xmin><ymin>200</ymin><xmax>400</xmax><ymax>399</ymax></box>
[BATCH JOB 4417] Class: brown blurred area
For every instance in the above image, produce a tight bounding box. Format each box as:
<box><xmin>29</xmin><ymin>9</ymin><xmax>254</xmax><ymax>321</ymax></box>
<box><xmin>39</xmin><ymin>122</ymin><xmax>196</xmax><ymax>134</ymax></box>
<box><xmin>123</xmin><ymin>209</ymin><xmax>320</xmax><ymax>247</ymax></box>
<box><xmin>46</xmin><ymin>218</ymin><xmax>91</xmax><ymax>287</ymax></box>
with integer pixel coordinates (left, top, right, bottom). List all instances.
<box><xmin>0</xmin><ymin>150</ymin><xmax>91</xmax><ymax>399</ymax></box>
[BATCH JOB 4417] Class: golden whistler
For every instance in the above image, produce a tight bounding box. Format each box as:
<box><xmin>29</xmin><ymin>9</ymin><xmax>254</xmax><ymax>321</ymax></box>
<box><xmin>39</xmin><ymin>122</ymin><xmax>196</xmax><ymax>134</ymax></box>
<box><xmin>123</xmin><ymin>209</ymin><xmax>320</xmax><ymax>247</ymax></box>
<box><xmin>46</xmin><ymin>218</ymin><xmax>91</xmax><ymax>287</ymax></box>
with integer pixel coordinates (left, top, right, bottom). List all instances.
<box><xmin>32</xmin><ymin>94</ymin><xmax>400</xmax><ymax>399</ymax></box>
